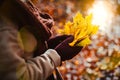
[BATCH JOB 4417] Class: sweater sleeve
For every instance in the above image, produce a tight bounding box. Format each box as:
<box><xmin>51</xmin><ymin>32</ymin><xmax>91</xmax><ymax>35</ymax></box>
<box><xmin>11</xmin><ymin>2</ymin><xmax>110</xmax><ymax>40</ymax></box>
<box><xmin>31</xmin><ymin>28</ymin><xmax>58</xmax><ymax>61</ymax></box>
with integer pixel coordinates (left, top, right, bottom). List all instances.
<box><xmin>0</xmin><ymin>26</ymin><xmax>61</xmax><ymax>80</ymax></box>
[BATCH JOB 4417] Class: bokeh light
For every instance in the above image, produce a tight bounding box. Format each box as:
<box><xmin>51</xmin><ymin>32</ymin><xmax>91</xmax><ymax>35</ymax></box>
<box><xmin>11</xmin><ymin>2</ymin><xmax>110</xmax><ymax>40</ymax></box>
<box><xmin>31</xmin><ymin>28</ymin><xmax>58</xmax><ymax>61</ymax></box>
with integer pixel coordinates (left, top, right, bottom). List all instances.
<box><xmin>37</xmin><ymin>0</ymin><xmax>120</xmax><ymax>79</ymax></box>
<box><xmin>88</xmin><ymin>0</ymin><xmax>115</xmax><ymax>32</ymax></box>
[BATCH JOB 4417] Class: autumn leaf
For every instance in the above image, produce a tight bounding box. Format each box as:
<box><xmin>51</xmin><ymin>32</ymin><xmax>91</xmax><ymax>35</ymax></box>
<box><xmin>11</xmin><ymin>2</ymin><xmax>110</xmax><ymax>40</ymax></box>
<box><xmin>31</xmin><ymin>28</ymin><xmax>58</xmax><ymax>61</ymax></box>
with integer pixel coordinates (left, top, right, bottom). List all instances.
<box><xmin>58</xmin><ymin>12</ymin><xmax>99</xmax><ymax>46</ymax></box>
<box><xmin>98</xmin><ymin>50</ymin><xmax>120</xmax><ymax>70</ymax></box>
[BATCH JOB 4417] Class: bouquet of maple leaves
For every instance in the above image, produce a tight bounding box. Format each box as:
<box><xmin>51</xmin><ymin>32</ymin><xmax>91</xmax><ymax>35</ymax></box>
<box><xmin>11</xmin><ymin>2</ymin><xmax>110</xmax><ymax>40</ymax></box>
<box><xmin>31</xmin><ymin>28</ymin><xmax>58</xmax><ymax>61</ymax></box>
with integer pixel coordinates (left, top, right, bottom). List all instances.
<box><xmin>58</xmin><ymin>12</ymin><xmax>98</xmax><ymax>47</ymax></box>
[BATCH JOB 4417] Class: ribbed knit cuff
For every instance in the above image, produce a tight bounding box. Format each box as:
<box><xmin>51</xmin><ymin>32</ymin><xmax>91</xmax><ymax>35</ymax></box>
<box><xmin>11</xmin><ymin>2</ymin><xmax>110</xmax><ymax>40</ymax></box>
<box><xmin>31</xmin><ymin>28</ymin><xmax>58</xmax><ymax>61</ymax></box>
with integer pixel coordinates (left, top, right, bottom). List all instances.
<box><xmin>45</xmin><ymin>49</ymin><xmax>61</xmax><ymax>67</ymax></box>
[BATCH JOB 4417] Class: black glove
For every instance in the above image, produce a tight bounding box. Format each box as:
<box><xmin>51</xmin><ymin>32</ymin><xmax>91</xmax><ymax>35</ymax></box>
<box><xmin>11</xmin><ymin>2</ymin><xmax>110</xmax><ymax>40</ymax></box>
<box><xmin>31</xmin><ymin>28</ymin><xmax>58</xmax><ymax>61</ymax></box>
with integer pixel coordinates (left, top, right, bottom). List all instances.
<box><xmin>55</xmin><ymin>36</ymin><xmax>83</xmax><ymax>61</ymax></box>
<box><xmin>47</xmin><ymin>35</ymin><xmax>70</xmax><ymax>49</ymax></box>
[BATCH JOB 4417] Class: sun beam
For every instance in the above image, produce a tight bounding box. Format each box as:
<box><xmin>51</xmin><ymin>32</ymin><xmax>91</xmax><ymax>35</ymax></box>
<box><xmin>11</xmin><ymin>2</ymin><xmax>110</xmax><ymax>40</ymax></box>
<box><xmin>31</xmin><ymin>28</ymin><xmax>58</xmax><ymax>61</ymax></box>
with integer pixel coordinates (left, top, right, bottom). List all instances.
<box><xmin>88</xmin><ymin>1</ymin><xmax>114</xmax><ymax>32</ymax></box>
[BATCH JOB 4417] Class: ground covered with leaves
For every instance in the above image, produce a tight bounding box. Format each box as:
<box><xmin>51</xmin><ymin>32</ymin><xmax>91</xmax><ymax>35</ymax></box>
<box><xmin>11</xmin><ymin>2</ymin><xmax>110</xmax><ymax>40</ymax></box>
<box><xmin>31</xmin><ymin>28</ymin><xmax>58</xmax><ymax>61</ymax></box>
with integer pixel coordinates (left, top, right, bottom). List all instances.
<box><xmin>37</xmin><ymin>0</ymin><xmax>120</xmax><ymax>80</ymax></box>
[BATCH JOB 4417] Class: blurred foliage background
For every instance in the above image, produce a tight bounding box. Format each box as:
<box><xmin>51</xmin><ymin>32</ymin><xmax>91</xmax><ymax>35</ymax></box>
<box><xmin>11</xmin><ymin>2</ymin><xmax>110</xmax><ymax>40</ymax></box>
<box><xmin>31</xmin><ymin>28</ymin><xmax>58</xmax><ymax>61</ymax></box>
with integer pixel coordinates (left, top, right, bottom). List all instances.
<box><xmin>36</xmin><ymin>0</ymin><xmax>120</xmax><ymax>80</ymax></box>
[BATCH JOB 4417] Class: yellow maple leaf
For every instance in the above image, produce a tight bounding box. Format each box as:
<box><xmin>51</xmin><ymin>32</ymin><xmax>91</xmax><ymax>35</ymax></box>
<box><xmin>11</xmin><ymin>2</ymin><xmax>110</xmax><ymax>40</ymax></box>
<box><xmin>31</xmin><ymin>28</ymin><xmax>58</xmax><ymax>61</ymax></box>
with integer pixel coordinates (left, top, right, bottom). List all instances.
<box><xmin>58</xmin><ymin>12</ymin><xmax>99</xmax><ymax>46</ymax></box>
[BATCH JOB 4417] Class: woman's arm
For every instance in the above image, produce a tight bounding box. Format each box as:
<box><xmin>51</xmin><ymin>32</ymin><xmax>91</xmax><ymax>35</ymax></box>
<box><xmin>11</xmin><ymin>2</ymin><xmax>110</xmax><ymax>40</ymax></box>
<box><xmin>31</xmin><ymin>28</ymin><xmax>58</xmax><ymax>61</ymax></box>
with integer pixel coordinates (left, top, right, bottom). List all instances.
<box><xmin>0</xmin><ymin>26</ymin><xmax>61</xmax><ymax>80</ymax></box>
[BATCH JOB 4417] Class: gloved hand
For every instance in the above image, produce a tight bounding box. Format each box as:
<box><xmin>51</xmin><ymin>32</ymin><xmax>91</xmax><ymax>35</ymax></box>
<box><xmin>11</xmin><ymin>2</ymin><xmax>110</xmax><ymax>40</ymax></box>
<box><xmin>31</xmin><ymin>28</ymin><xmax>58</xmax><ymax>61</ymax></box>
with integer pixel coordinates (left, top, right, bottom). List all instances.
<box><xmin>55</xmin><ymin>36</ymin><xmax>83</xmax><ymax>61</ymax></box>
<box><xmin>47</xmin><ymin>35</ymin><xmax>70</xmax><ymax>49</ymax></box>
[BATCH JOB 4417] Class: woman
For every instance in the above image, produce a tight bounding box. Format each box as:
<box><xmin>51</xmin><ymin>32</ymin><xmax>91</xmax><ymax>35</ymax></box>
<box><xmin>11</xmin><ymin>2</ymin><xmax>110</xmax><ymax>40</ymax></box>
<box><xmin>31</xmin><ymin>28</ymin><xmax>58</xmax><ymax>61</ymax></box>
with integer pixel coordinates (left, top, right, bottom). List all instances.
<box><xmin>0</xmin><ymin>0</ymin><xmax>82</xmax><ymax>80</ymax></box>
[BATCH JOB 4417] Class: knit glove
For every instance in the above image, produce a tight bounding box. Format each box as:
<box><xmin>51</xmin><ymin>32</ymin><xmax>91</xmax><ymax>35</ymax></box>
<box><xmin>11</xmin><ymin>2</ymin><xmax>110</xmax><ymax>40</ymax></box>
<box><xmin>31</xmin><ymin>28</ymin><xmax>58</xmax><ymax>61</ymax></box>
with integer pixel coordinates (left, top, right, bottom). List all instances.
<box><xmin>55</xmin><ymin>36</ymin><xmax>83</xmax><ymax>61</ymax></box>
